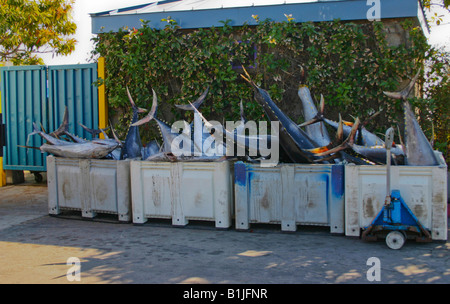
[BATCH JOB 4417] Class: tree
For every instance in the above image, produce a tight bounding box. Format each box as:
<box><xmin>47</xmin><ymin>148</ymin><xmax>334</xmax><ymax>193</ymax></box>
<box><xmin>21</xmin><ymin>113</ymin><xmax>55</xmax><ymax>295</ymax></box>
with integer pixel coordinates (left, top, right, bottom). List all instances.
<box><xmin>0</xmin><ymin>0</ymin><xmax>77</xmax><ymax>65</ymax></box>
<box><xmin>421</xmin><ymin>0</ymin><xmax>450</xmax><ymax>25</ymax></box>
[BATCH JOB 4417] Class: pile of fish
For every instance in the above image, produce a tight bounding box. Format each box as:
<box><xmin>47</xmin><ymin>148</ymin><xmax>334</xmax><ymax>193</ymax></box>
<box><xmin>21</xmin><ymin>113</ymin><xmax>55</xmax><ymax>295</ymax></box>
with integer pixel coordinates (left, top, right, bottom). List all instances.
<box><xmin>24</xmin><ymin>69</ymin><xmax>442</xmax><ymax>167</ymax></box>
<box><xmin>238</xmin><ymin>68</ymin><xmax>440</xmax><ymax>166</ymax></box>
<box><xmin>23</xmin><ymin>109</ymin><xmax>121</xmax><ymax>159</ymax></box>
<box><xmin>22</xmin><ymin>87</ymin><xmax>161</xmax><ymax>161</ymax></box>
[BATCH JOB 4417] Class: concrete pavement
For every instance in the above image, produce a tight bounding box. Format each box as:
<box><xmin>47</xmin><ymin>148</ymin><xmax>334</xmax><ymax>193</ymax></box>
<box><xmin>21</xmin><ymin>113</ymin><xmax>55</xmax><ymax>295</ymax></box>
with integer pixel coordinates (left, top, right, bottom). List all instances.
<box><xmin>0</xmin><ymin>172</ymin><xmax>448</xmax><ymax>285</ymax></box>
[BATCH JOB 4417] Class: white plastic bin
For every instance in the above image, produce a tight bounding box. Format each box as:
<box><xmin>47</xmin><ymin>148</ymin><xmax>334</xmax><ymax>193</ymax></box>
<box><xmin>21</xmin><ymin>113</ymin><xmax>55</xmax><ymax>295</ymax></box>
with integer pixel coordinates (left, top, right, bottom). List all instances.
<box><xmin>234</xmin><ymin>162</ymin><xmax>345</xmax><ymax>233</ymax></box>
<box><xmin>130</xmin><ymin>160</ymin><xmax>233</xmax><ymax>228</ymax></box>
<box><xmin>344</xmin><ymin>152</ymin><xmax>447</xmax><ymax>241</ymax></box>
<box><xmin>47</xmin><ymin>156</ymin><xmax>131</xmax><ymax>221</ymax></box>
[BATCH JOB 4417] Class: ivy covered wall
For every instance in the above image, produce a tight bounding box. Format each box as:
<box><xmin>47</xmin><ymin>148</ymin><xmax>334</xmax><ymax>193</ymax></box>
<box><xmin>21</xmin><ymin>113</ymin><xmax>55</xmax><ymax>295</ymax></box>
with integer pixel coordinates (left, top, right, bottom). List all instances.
<box><xmin>92</xmin><ymin>16</ymin><xmax>448</xmax><ymax>162</ymax></box>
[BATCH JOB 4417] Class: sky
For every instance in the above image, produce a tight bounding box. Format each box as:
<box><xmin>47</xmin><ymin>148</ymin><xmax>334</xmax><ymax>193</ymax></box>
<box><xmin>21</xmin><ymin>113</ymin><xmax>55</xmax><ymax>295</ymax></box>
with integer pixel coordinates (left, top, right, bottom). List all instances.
<box><xmin>40</xmin><ymin>0</ymin><xmax>152</xmax><ymax>65</ymax></box>
<box><xmin>39</xmin><ymin>0</ymin><xmax>450</xmax><ymax>65</ymax></box>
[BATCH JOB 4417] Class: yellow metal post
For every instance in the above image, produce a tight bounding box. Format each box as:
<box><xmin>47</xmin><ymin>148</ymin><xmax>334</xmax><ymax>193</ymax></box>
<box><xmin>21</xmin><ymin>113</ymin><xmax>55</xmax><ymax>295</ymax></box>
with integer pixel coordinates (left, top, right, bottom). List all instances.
<box><xmin>98</xmin><ymin>57</ymin><xmax>107</xmax><ymax>139</ymax></box>
<box><xmin>0</xmin><ymin>62</ymin><xmax>6</xmax><ymax>187</ymax></box>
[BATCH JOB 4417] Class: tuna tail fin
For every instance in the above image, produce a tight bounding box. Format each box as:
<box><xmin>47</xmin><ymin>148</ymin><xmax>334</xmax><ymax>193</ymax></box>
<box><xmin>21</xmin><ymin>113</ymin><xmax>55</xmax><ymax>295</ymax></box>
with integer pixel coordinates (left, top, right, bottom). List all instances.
<box><xmin>126</xmin><ymin>86</ymin><xmax>147</xmax><ymax>113</ymax></box>
<box><xmin>27</xmin><ymin>123</ymin><xmax>41</xmax><ymax>146</ymax></box>
<box><xmin>50</xmin><ymin>107</ymin><xmax>69</xmax><ymax>138</ymax></box>
<box><xmin>175</xmin><ymin>86</ymin><xmax>210</xmax><ymax>111</ymax></box>
<box><xmin>383</xmin><ymin>69</ymin><xmax>421</xmax><ymax>101</ymax></box>
<box><xmin>131</xmin><ymin>89</ymin><xmax>158</xmax><ymax>127</ymax></box>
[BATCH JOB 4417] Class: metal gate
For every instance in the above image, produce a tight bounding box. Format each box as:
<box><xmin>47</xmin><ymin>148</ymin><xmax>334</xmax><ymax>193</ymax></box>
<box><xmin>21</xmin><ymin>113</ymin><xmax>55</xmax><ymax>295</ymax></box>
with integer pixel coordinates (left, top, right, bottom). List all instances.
<box><xmin>0</xmin><ymin>63</ymin><xmax>99</xmax><ymax>172</ymax></box>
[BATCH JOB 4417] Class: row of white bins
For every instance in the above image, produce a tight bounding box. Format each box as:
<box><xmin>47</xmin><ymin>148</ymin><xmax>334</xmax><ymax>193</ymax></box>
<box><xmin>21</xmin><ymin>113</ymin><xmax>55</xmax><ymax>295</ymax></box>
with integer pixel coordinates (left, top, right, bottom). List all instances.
<box><xmin>47</xmin><ymin>156</ymin><xmax>233</xmax><ymax>229</ymax></box>
<box><xmin>46</xmin><ymin>154</ymin><xmax>448</xmax><ymax>241</ymax></box>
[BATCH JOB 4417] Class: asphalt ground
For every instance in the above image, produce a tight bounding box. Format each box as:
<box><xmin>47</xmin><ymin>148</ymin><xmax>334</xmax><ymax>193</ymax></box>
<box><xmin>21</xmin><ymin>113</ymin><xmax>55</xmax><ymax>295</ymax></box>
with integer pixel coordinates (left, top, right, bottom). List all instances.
<box><xmin>0</xmin><ymin>172</ymin><xmax>448</xmax><ymax>290</ymax></box>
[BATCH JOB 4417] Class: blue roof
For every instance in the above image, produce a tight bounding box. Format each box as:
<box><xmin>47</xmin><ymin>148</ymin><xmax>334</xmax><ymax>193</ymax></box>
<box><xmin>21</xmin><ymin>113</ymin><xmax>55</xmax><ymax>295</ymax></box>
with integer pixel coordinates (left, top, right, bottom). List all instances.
<box><xmin>91</xmin><ymin>0</ymin><xmax>428</xmax><ymax>34</ymax></box>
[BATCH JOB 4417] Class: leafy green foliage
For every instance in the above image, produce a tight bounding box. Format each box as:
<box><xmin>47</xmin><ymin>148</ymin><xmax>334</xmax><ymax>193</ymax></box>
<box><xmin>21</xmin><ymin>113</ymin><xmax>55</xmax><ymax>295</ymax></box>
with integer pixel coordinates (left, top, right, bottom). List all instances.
<box><xmin>0</xmin><ymin>0</ymin><xmax>77</xmax><ymax>65</ymax></box>
<box><xmin>92</xmin><ymin>17</ymin><xmax>448</xmax><ymax>163</ymax></box>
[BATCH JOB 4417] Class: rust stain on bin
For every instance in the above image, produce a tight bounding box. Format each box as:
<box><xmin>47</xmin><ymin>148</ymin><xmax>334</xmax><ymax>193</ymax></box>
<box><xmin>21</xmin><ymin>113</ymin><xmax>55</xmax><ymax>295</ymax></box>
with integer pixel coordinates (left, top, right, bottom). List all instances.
<box><xmin>194</xmin><ymin>192</ymin><xmax>203</xmax><ymax>206</ymax></box>
<box><xmin>260</xmin><ymin>190</ymin><xmax>270</xmax><ymax>209</ymax></box>
<box><xmin>62</xmin><ymin>180</ymin><xmax>72</xmax><ymax>200</ymax></box>
<box><xmin>95</xmin><ymin>181</ymin><xmax>108</xmax><ymax>202</ymax></box>
<box><xmin>413</xmin><ymin>204</ymin><xmax>426</xmax><ymax>218</ymax></box>
<box><xmin>364</xmin><ymin>196</ymin><xmax>375</xmax><ymax>218</ymax></box>
<box><xmin>152</xmin><ymin>177</ymin><xmax>161</xmax><ymax>207</ymax></box>
<box><xmin>433</xmin><ymin>193</ymin><xmax>443</xmax><ymax>204</ymax></box>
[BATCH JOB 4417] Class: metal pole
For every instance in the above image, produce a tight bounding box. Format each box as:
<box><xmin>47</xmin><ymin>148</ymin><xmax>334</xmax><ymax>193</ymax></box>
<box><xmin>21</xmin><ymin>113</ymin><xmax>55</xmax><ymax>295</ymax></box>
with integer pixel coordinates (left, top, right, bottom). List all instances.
<box><xmin>384</xmin><ymin>127</ymin><xmax>394</xmax><ymax>206</ymax></box>
<box><xmin>0</xmin><ymin>63</ymin><xmax>5</xmax><ymax>187</ymax></box>
<box><xmin>98</xmin><ymin>57</ymin><xmax>107</xmax><ymax>139</ymax></box>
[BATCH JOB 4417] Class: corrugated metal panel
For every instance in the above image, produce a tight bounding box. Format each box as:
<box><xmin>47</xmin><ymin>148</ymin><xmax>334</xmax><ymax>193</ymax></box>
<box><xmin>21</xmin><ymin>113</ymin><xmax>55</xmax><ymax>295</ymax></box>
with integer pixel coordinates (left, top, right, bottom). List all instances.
<box><xmin>0</xmin><ymin>63</ymin><xmax>99</xmax><ymax>172</ymax></box>
<box><xmin>108</xmin><ymin>0</ymin><xmax>323</xmax><ymax>15</ymax></box>
<box><xmin>91</xmin><ymin>0</ymin><xmax>422</xmax><ymax>33</ymax></box>
<box><xmin>0</xmin><ymin>66</ymin><xmax>48</xmax><ymax>171</ymax></box>
<box><xmin>48</xmin><ymin>64</ymin><xmax>99</xmax><ymax>141</ymax></box>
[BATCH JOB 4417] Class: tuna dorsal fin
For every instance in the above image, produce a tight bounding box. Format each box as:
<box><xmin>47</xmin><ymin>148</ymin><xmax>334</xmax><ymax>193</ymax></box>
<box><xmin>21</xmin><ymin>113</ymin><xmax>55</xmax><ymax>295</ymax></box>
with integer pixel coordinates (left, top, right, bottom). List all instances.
<box><xmin>430</xmin><ymin>121</ymin><xmax>435</xmax><ymax>148</ymax></box>
<box><xmin>305</xmin><ymin>115</ymin><xmax>359</xmax><ymax>157</ymax></box>
<box><xmin>40</xmin><ymin>122</ymin><xmax>51</xmax><ymax>137</ymax></box>
<box><xmin>347</xmin><ymin>117</ymin><xmax>360</xmax><ymax>146</ymax></box>
<box><xmin>299</xmin><ymin>65</ymin><xmax>306</xmax><ymax>83</ymax></box>
<box><xmin>109</xmin><ymin>120</ymin><xmax>122</xmax><ymax>146</ymax></box>
<box><xmin>319</xmin><ymin>94</ymin><xmax>325</xmax><ymax>115</ymax></box>
<box><xmin>239</xmin><ymin>99</ymin><xmax>245</xmax><ymax>123</ymax></box>
<box><xmin>174</xmin><ymin>86</ymin><xmax>210</xmax><ymax>111</ymax></box>
<box><xmin>361</xmin><ymin>109</ymin><xmax>382</xmax><ymax>128</ymax></box>
<box><xmin>319</xmin><ymin>95</ymin><xmax>325</xmax><ymax>137</ymax></box>
<box><xmin>79</xmin><ymin>122</ymin><xmax>109</xmax><ymax>138</ymax></box>
<box><xmin>298</xmin><ymin>95</ymin><xmax>325</xmax><ymax>128</ymax></box>
<box><xmin>336</xmin><ymin>114</ymin><xmax>344</xmax><ymax>143</ymax></box>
